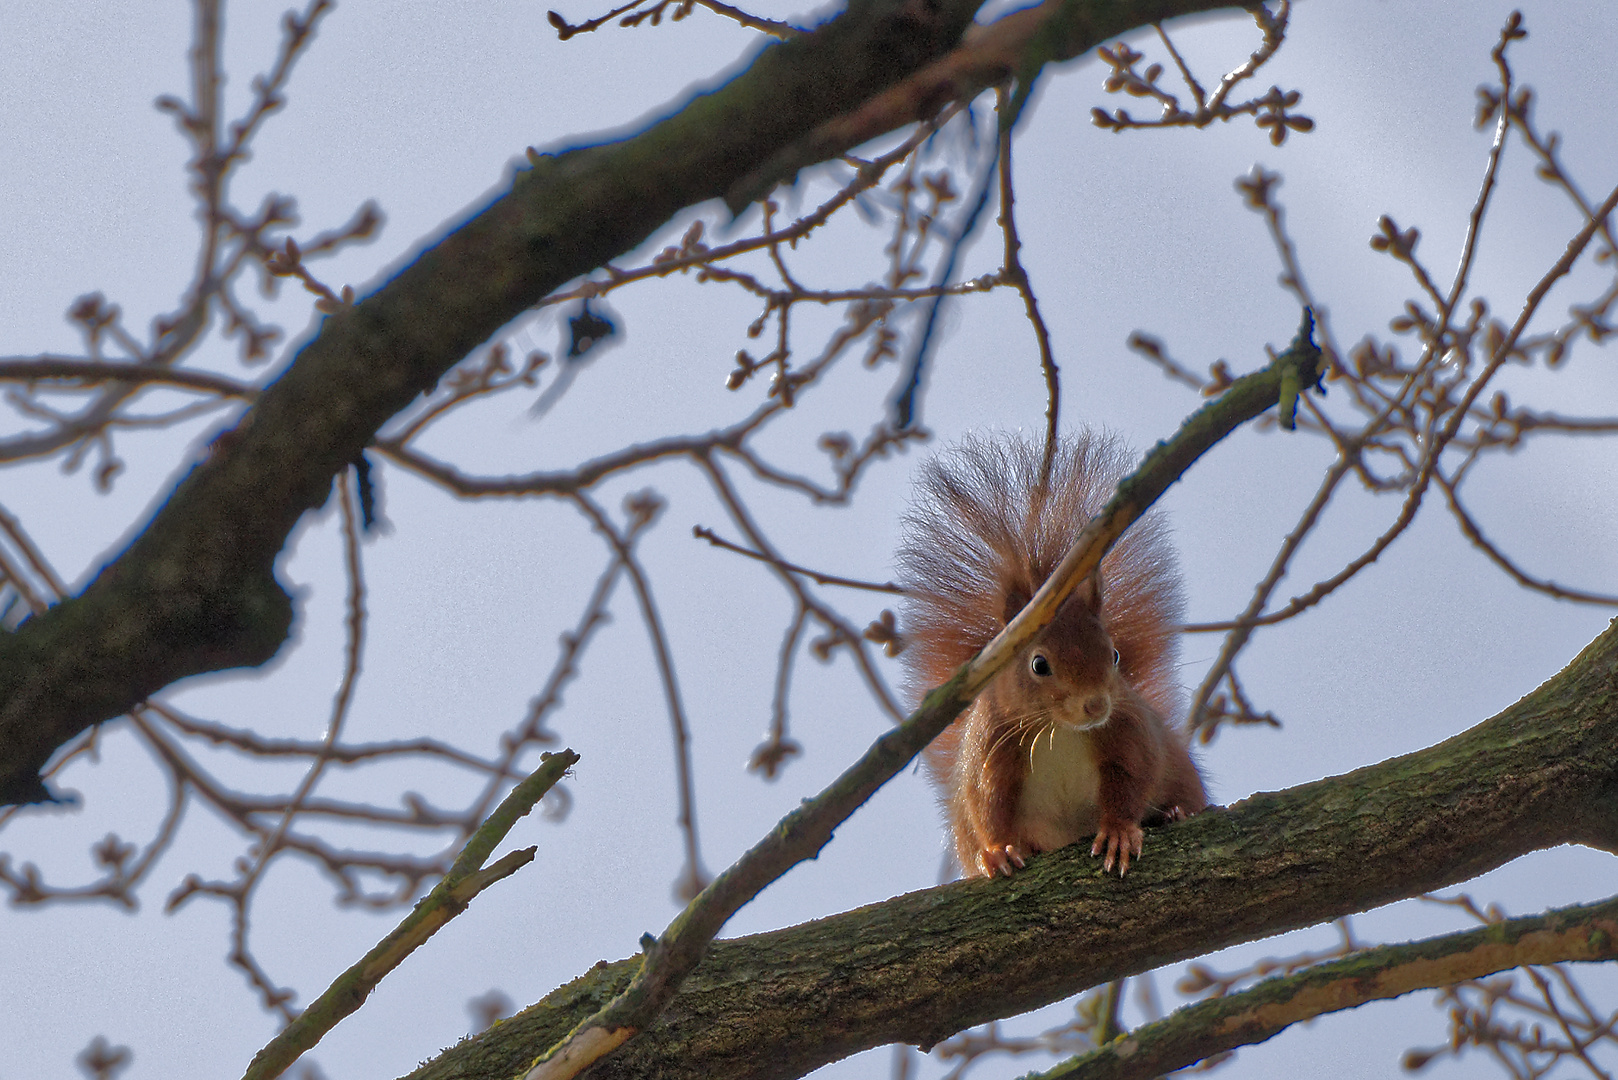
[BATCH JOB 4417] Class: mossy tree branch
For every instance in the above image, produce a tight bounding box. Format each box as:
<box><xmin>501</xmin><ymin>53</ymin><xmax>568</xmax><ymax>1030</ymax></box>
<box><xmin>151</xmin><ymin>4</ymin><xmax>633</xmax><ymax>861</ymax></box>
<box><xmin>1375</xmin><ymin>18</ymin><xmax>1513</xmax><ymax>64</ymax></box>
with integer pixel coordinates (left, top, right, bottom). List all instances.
<box><xmin>398</xmin><ymin>615</ymin><xmax>1618</xmax><ymax>1080</ymax></box>
<box><xmin>1030</xmin><ymin>894</ymin><xmax>1618</xmax><ymax>1080</ymax></box>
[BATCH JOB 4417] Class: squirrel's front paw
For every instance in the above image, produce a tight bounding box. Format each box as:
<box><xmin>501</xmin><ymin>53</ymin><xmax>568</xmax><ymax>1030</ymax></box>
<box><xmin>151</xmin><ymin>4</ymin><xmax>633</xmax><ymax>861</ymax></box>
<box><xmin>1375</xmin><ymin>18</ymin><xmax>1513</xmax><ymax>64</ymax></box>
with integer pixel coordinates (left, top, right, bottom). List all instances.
<box><xmin>977</xmin><ymin>844</ymin><xmax>1028</xmax><ymax>877</ymax></box>
<box><xmin>1092</xmin><ymin>819</ymin><xmax>1145</xmax><ymax>876</ymax></box>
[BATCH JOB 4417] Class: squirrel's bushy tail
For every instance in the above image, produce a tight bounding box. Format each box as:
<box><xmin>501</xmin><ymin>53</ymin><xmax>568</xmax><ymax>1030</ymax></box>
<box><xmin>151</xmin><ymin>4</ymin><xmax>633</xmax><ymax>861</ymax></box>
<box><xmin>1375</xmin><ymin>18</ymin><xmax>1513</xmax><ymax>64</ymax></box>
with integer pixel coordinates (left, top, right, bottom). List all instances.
<box><xmin>896</xmin><ymin>431</ymin><xmax>1187</xmax><ymax>761</ymax></box>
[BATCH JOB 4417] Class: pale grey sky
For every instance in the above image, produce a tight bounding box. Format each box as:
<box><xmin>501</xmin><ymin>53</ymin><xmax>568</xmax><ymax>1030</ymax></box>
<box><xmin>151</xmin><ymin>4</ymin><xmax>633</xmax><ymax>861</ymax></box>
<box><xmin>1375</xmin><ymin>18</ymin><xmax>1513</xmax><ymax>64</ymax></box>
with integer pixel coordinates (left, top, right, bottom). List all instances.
<box><xmin>1</xmin><ymin>3</ymin><xmax>1615</xmax><ymax>1079</ymax></box>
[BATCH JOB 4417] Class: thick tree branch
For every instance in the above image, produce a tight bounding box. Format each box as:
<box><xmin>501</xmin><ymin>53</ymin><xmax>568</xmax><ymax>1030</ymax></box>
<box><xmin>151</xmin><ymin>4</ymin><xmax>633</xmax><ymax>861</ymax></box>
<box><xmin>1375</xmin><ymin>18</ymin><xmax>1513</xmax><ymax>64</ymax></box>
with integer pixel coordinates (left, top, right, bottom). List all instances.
<box><xmin>397</xmin><ymin>616</ymin><xmax>1618</xmax><ymax>1080</ymax></box>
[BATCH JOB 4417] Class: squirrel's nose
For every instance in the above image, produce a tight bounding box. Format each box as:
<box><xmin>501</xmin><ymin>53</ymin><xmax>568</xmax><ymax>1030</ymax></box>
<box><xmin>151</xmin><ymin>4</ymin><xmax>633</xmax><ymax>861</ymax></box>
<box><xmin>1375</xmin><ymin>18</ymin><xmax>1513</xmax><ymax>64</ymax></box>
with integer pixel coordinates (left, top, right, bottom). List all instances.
<box><xmin>1082</xmin><ymin>693</ymin><xmax>1111</xmax><ymax>722</ymax></box>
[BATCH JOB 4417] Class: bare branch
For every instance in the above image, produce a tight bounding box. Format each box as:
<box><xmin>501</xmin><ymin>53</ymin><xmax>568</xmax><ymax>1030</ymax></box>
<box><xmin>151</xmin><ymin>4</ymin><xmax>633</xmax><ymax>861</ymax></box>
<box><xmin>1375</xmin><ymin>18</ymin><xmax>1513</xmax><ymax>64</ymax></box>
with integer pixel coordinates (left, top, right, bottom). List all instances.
<box><xmin>1037</xmin><ymin>897</ymin><xmax>1618</xmax><ymax>1080</ymax></box>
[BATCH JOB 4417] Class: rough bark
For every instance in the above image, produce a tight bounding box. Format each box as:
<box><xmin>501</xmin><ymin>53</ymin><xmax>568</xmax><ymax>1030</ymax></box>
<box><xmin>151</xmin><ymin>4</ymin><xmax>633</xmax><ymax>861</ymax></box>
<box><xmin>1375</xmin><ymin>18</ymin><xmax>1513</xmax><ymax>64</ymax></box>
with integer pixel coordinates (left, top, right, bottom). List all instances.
<box><xmin>403</xmin><ymin>618</ymin><xmax>1618</xmax><ymax>1080</ymax></box>
<box><xmin>1047</xmin><ymin>894</ymin><xmax>1618</xmax><ymax>1080</ymax></box>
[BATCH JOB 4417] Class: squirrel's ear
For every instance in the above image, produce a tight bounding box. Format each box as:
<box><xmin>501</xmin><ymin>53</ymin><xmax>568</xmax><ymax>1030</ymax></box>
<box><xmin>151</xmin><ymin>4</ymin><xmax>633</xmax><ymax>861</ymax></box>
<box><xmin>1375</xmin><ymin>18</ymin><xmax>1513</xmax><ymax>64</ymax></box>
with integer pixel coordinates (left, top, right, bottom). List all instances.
<box><xmin>1071</xmin><ymin>565</ymin><xmax>1104</xmax><ymax>613</ymax></box>
<box><xmin>1002</xmin><ymin>588</ymin><xmax>1030</xmax><ymax>625</ymax></box>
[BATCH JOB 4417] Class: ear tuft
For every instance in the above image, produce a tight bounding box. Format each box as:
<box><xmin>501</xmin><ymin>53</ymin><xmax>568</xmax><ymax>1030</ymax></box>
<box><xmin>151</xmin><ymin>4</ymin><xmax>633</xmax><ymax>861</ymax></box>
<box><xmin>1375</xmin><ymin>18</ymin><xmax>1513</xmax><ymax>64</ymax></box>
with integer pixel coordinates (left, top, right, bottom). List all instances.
<box><xmin>1071</xmin><ymin>565</ymin><xmax>1104</xmax><ymax>613</ymax></box>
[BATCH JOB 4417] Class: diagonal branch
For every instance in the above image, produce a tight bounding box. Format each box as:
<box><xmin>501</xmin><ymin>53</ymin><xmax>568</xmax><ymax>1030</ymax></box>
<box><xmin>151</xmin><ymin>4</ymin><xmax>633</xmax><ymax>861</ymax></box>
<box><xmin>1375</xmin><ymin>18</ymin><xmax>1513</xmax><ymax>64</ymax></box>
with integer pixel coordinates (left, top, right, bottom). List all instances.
<box><xmin>240</xmin><ymin>749</ymin><xmax>579</xmax><ymax>1080</ymax></box>
<box><xmin>1029</xmin><ymin>896</ymin><xmax>1618</xmax><ymax>1080</ymax></box>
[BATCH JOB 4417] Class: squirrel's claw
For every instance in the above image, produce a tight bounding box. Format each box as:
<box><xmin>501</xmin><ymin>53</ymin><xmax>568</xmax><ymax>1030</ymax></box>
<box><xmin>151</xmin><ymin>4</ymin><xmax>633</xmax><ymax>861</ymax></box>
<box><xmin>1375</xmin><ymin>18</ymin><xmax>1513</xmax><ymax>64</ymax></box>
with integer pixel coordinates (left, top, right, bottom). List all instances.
<box><xmin>979</xmin><ymin>844</ymin><xmax>1028</xmax><ymax>877</ymax></box>
<box><xmin>1093</xmin><ymin>821</ymin><xmax>1145</xmax><ymax>877</ymax></box>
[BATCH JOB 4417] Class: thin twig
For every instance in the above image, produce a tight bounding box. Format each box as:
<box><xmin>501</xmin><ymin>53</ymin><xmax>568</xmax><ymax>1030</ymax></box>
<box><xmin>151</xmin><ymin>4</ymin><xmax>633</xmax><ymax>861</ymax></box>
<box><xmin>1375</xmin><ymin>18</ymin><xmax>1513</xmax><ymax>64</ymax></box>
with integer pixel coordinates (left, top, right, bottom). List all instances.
<box><xmin>151</xmin><ymin>702</ymin><xmax>511</xmax><ymax>774</ymax></box>
<box><xmin>692</xmin><ymin>525</ymin><xmax>903</xmax><ymax>593</ymax></box>
<box><xmin>754</xmin><ymin>608</ymin><xmax>808</xmax><ymax>780</ymax></box>
<box><xmin>994</xmin><ymin>85</ymin><xmax>1060</xmax><ymax>487</ymax></box>
<box><xmin>538</xmin><ymin>116</ymin><xmax>956</xmax><ymax>309</ymax></box>
<box><xmin>239</xmin><ymin>749</ymin><xmax>577</xmax><ymax>1080</ymax></box>
<box><xmin>697</xmin><ymin>452</ymin><xmax>906</xmax><ymax>724</ymax></box>
<box><xmin>0</xmin><ymin>501</ymin><xmax>65</xmax><ymax>601</ymax></box>
<box><xmin>241</xmin><ymin>469</ymin><xmax>367</xmax><ymax>891</ymax></box>
<box><xmin>571</xmin><ymin>491</ymin><xmax>711</xmax><ymax>901</ymax></box>
<box><xmin>1437</xmin><ymin>469</ymin><xmax>1618</xmax><ymax>606</ymax></box>
<box><xmin>0</xmin><ymin>358</ymin><xmax>256</xmax><ymax>398</ymax></box>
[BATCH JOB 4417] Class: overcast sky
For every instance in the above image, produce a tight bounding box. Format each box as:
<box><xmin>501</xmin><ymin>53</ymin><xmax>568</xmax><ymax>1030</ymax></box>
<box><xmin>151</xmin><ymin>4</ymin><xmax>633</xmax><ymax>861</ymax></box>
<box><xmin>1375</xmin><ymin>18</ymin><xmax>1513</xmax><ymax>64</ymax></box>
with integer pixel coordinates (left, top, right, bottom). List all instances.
<box><xmin>2</xmin><ymin>2</ymin><xmax>1615</xmax><ymax>1079</ymax></box>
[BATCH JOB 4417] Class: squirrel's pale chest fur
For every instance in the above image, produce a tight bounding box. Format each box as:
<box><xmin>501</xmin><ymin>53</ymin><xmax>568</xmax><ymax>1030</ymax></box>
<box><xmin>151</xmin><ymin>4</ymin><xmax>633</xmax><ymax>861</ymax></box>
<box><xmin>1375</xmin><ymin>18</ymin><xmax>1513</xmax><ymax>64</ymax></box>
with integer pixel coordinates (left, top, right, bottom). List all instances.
<box><xmin>1013</xmin><ymin>722</ymin><xmax>1104</xmax><ymax>851</ymax></box>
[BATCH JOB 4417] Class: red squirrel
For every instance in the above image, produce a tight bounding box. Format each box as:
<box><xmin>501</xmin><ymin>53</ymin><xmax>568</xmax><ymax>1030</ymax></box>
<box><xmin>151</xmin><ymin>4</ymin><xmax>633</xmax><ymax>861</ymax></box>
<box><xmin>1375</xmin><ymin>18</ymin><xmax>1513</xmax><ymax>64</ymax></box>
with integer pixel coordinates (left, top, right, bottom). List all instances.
<box><xmin>897</xmin><ymin>432</ymin><xmax>1207</xmax><ymax>878</ymax></box>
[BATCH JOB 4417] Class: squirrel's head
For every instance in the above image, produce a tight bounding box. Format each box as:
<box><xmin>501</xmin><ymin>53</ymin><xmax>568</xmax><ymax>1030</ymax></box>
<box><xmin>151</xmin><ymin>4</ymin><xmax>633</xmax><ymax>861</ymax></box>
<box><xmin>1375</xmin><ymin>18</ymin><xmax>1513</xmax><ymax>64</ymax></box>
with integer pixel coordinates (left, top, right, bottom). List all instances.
<box><xmin>994</xmin><ymin>566</ymin><xmax>1121</xmax><ymax>730</ymax></box>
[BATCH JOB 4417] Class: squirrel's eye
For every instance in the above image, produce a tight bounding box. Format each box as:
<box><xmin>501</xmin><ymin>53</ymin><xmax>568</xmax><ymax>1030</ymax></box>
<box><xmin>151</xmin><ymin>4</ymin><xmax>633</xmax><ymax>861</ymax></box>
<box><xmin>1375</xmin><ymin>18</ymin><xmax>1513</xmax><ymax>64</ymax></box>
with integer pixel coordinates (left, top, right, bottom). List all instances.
<box><xmin>1112</xmin><ymin>648</ymin><xmax>1121</xmax><ymax>667</ymax></box>
<box><xmin>1030</xmin><ymin>653</ymin><xmax>1052</xmax><ymax>677</ymax></box>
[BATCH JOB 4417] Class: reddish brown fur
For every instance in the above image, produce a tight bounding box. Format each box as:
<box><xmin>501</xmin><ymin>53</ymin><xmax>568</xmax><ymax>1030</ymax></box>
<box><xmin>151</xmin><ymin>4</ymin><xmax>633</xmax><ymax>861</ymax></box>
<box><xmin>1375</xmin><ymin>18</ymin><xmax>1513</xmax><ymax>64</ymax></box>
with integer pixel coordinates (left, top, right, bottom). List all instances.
<box><xmin>897</xmin><ymin>432</ymin><xmax>1207</xmax><ymax>877</ymax></box>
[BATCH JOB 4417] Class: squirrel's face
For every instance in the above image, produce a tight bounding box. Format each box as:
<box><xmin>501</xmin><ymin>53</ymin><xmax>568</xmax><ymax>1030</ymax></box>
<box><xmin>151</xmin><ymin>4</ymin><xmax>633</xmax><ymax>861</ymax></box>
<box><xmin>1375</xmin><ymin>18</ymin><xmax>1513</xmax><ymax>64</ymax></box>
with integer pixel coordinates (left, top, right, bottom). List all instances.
<box><xmin>1018</xmin><ymin>609</ymin><xmax>1121</xmax><ymax>730</ymax></box>
<box><xmin>993</xmin><ymin>581</ymin><xmax>1122</xmax><ymax>731</ymax></box>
